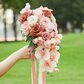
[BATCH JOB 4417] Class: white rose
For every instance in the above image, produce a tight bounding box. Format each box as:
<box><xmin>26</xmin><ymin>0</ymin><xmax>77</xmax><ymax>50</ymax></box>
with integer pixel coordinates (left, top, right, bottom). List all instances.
<box><xmin>27</xmin><ymin>15</ymin><xmax>38</xmax><ymax>26</ymax></box>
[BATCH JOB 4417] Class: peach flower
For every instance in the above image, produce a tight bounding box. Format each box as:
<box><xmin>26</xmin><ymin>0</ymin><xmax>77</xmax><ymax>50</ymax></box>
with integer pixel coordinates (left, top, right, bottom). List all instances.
<box><xmin>50</xmin><ymin>49</ymin><xmax>60</xmax><ymax>63</ymax></box>
<box><xmin>40</xmin><ymin>59</ymin><xmax>57</xmax><ymax>72</ymax></box>
<box><xmin>20</xmin><ymin>21</ymin><xmax>30</xmax><ymax>36</ymax></box>
<box><xmin>35</xmin><ymin>46</ymin><xmax>50</xmax><ymax>60</ymax></box>
<box><xmin>44</xmin><ymin>39</ymin><xmax>58</xmax><ymax>49</ymax></box>
<box><xmin>39</xmin><ymin>17</ymin><xmax>50</xmax><ymax>29</ymax></box>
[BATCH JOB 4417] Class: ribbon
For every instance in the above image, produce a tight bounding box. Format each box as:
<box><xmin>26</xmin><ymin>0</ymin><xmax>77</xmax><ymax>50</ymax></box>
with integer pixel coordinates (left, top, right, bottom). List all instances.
<box><xmin>30</xmin><ymin>47</ymin><xmax>37</xmax><ymax>84</ymax></box>
<box><xmin>39</xmin><ymin>61</ymin><xmax>46</xmax><ymax>84</ymax></box>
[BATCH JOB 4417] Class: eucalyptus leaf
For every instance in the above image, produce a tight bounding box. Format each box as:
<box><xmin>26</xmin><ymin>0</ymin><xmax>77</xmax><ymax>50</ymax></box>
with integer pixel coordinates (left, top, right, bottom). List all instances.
<box><xmin>28</xmin><ymin>41</ymin><xmax>35</xmax><ymax>48</ymax></box>
<box><xmin>26</xmin><ymin>36</ymin><xmax>37</xmax><ymax>41</ymax></box>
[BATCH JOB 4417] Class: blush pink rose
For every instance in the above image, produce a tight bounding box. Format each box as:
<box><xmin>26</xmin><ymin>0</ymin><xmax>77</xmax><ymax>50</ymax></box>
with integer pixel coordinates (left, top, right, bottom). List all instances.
<box><xmin>44</xmin><ymin>39</ymin><xmax>58</xmax><ymax>49</ymax></box>
<box><xmin>35</xmin><ymin>46</ymin><xmax>50</xmax><ymax>60</ymax></box>
<box><xmin>49</xmin><ymin>49</ymin><xmax>60</xmax><ymax>63</ymax></box>
<box><xmin>46</xmin><ymin>22</ymin><xmax>54</xmax><ymax>32</ymax></box>
<box><xmin>40</xmin><ymin>59</ymin><xmax>57</xmax><ymax>72</ymax></box>
<box><xmin>20</xmin><ymin>21</ymin><xmax>30</xmax><ymax>36</ymax></box>
<box><xmin>39</xmin><ymin>17</ymin><xmax>50</xmax><ymax>29</ymax></box>
<box><xmin>33</xmin><ymin>8</ymin><xmax>43</xmax><ymax>19</ymax></box>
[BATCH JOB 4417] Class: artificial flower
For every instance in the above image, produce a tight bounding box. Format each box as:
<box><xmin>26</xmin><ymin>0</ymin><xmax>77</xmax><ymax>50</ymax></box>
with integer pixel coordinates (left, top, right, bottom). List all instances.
<box><xmin>50</xmin><ymin>49</ymin><xmax>60</xmax><ymax>62</ymax></box>
<box><xmin>39</xmin><ymin>17</ymin><xmax>50</xmax><ymax>29</ymax></box>
<box><xmin>30</xmin><ymin>23</ymin><xmax>44</xmax><ymax>37</ymax></box>
<box><xmin>46</xmin><ymin>22</ymin><xmax>54</xmax><ymax>32</ymax></box>
<box><xmin>33</xmin><ymin>8</ymin><xmax>43</xmax><ymax>19</ymax></box>
<box><xmin>19</xmin><ymin>12</ymin><xmax>31</xmax><ymax>23</ymax></box>
<box><xmin>40</xmin><ymin>59</ymin><xmax>57</xmax><ymax>72</ymax></box>
<box><xmin>42</xmin><ymin>32</ymin><xmax>51</xmax><ymax>40</ymax></box>
<box><xmin>27</xmin><ymin>15</ymin><xmax>39</xmax><ymax>26</ymax></box>
<box><xmin>35</xmin><ymin>46</ymin><xmax>50</xmax><ymax>60</ymax></box>
<box><xmin>44</xmin><ymin>39</ymin><xmax>58</xmax><ymax>49</ymax></box>
<box><xmin>20</xmin><ymin>3</ymin><xmax>31</xmax><ymax>14</ymax></box>
<box><xmin>20</xmin><ymin>21</ymin><xmax>30</xmax><ymax>36</ymax></box>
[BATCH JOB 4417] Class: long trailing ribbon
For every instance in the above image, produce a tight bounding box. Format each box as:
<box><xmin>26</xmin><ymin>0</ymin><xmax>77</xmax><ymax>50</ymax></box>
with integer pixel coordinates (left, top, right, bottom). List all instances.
<box><xmin>30</xmin><ymin>47</ymin><xmax>46</xmax><ymax>84</ymax></box>
<box><xmin>30</xmin><ymin>47</ymin><xmax>37</xmax><ymax>84</ymax></box>
<box><xmin>39</xmin><ymin>61</ymin><xmax>46</xmax><ymax>84</ymax></box>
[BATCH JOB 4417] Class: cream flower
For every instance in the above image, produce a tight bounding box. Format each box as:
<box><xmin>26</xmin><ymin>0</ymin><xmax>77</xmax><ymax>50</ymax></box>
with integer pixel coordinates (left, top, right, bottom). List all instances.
<box><xmin>50</xmin><ymin>14</ymin><xmax>56</xmax><ymax>22</ymax></box>
<box><xmin>27</xmin><ymin>15</ymin><xmax>39</xmax><ymax>26</ymax></box>
<box><xmin>35</xmin><ymin>46</ymin><xmax>50</xmax><ymax>60</ymax></box>
<box><xmin>40</xmin><ymin>59</ymin><xmax>57</xmax><ymax>72</ymax></box>
<box><xmin>50</xmin><ymin>49</ymin><xmax>60</xmax><ymax>63</ymax></box>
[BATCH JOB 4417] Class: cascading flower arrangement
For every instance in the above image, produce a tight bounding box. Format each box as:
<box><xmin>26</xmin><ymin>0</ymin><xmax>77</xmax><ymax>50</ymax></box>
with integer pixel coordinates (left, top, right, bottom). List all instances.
<box><xmin>19</xmin><ymin>3</ymin><xmax>63</xmax><ymax>84</ymax></box>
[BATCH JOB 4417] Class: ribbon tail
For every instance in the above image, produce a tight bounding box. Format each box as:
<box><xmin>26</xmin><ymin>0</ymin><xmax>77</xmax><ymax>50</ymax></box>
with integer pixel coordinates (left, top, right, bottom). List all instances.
<box><xmin>42</xmin><ymin>71</ymin><xmax>46</xmax><ymax>84</ymax></box>
<box><xmin>30</xmin><ymin>47</ymin><xmax>37</xmax><ymax>84</ymax></box>
<box><xmin>39</xmin><ymin>61</ymin><xmax>43</xmax><ymax>84</ymax></box>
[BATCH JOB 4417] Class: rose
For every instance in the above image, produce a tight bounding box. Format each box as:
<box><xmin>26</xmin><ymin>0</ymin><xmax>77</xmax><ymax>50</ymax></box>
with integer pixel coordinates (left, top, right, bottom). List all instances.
<box><xmin>30</xmin><ymin>23</ymin><xmax>44</xmax><ymax>37</ymax></box>
<box><xmin>35</xmin><ymin>46</ymin><xmax>50</xmax><ymax>60</ymax></box>
<box><xmin>33</xmin><ymin>8</ymin><xmax>43</xmax><ymax>19</ymax></box>
<box><xmin>42</xmin><ymin>10</ymin><xmax>52</xmax><ymax>18</ymax></box>
<box><xmin>44</xmin><ymin>39</ymin><xmax>58</xmax><ymax>49</ymax></box>
<box><xmin>40</xmin><ymin>59</ymin><xmax>57</xmax><ymax>72</ymax></box>
<box><xmin>19</xmin><ymin>12</ymin><xmax>31</xmax><ymax>23</ymax></box>
<box><xmin>27</xmin><ymin>15</ymin><xmax>39</xmax><ymax>26</ymax></box>
<box><xmin>39</xmin><ymin>17</ymin><xmax>50</xmax><ymax>29</ymax></box>
<box><xmin>20</xmin><ymin>21</ymin><xmax>30</xmax><ymax>36</ymax></box>
<box><xmin>20</xmin><ymin>3</ymin><xmax>31</xmax><ymax>14</ymax></box>
<box><xmin>42</xmin><ymin>32</ymin><xmax>51</xmax><ymax>40</ymax></box>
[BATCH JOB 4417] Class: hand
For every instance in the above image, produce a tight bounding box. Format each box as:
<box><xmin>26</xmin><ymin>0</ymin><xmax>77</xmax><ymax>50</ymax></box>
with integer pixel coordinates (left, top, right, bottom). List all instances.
<box><xmin>15</xmin><ymin>46</ymin><xmax>31</xmax><ymax>60</ymax></box>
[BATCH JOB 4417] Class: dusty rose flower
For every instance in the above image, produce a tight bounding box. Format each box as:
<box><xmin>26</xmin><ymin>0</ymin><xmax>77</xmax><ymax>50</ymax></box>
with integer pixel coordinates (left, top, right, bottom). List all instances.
<box><xmin>30</xmin><ymin>23</ymin><xmax>44</xmax><ymax>37</ymax></box>
<box><xmin>39</xmin><ymin>17</ymin><xmax>50</xmax><ymax>29</ymax></box>
<box><xmin>19</xmin><ymin>12</ymin><xmax>32</xmax><ymax>23</ymax></box>
<box><xmin>40</xmin><ymin>59</ymin><xmax>57</xmax><ymax>72</ymax></box>
<box><xmin>20</xmin><ymin>21</ymin><xmax>30</xmax><ymax>36</ymax></box>
<box><xmin>42</xmin><ymin>32</ymin><xmax>51</xmax><ymax>40</ymax></box>
<box><xmin>42</xmin><ymin>9</ymin><xmax>52</xmax><ymax>18</ymax></box>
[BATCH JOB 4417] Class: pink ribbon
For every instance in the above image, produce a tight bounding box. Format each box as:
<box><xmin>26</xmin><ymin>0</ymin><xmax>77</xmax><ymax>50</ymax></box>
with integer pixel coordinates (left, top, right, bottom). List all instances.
<box><xmin>42</xmin><ymin>72</ymin><xmax>46</xmax><ymax>84</ymax></box>
<box><xmin>30</xmin><ymin>47</ymin><xmax>37</xmax><ymax>84</ymax></box>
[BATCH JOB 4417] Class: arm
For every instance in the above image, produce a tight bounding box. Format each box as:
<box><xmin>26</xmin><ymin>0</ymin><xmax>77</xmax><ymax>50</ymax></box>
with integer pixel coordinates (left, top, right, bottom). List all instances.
<box><xmin>0</xmin><ymin>46</ymin><xmax>30</xmax><ymax>77</ymax></box>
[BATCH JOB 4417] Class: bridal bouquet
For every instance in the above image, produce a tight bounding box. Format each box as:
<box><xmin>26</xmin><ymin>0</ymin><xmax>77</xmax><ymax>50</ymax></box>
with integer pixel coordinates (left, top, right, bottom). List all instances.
<box><xmin>19</xmin><ymin>3</ymin><xmax>62</xmax><ymax>84</ymax></box>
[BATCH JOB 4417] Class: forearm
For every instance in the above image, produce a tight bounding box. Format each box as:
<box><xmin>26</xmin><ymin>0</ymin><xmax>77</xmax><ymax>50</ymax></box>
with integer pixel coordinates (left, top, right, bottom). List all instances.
<box><xmin>0</xmin><ymin>52</ymin><xmax>19</xmax><ymax>77</ymax></box>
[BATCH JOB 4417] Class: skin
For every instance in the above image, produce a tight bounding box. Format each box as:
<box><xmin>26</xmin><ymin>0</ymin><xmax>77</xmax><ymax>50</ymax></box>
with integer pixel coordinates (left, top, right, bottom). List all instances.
<box><xmin>0</xmin><ymin>46</ymin><xmax>31</xmax><ymax>77</ymax></box>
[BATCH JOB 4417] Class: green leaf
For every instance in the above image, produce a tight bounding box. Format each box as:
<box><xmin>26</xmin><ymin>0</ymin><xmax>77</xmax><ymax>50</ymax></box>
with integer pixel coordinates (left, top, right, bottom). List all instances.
<box><xmin>32</xmin><ymin>47</ymin><xmax>35</xmax><ymax>53</ymax></box>
<box><xmin>28</xmin><ymin>41</ymin><xmax>35</xmax><ymax>48</ymax></box>
<box><xmin>57</xmin><ymin>44</ymin><xmax>62</xmax><ymax>49</ymax></box>
<box><xmin>26</xmin><ymin>36</ymin><xmax>37</xmax><ymax>41</ymax></box>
